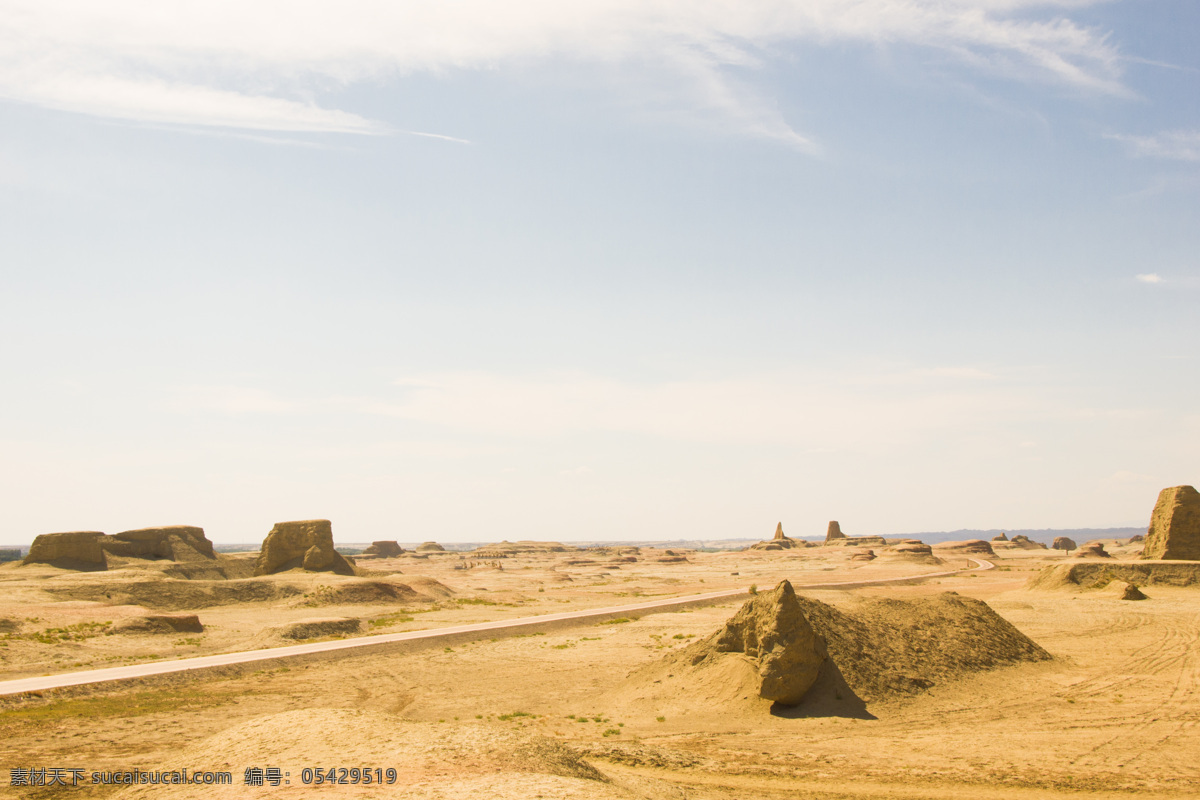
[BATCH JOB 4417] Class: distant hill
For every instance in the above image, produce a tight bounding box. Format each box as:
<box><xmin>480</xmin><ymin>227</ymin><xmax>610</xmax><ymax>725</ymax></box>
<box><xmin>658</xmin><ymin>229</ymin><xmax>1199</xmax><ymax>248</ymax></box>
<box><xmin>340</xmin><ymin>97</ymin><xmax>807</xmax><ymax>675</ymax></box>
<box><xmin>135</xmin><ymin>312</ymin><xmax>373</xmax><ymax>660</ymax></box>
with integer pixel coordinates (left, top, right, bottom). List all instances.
<box><xmin>863</xmin><ymin>528</ymin><xmax>1145</xmax><ymax>545</ymax></box>
<box><xmin>26</xmin><ymin>528</ymin><xmax>1144</xmax><ymax>554</ymax></box>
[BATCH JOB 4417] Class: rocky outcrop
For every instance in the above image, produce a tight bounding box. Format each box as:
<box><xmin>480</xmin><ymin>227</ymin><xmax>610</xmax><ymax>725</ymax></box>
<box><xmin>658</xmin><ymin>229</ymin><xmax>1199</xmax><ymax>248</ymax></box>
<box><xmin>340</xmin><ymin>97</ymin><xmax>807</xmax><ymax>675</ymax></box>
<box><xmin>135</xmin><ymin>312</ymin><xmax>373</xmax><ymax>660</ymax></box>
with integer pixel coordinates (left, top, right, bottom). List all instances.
<box><xmin>620</xmin><ymin>584</ymin><xmax>1050</xmax><ymax>714</ymax></box>
<box><xmin>254</xmin><ymin>520</ymin><xmax>354</xmax><ymax>576</ymax></box>
<box><xmin>415</xmin><ymin>542</ymin><xmax>446</xmax><ymax>553</ymax></box>
<box><xmin>1143</xmin><ymin>485</ymin><xmax>1200</xmax><ymax>561</ymax></box>
<box><xmin>362</xmin><ymin>541</ymin><xmax>404</xmax><ymax>558</ymax></box>
<box><xmin>992</xmin><ymin>532</ymin><xmax>1009</xmax><ymax>542</ymax></box>
<box><xmin>823</xmin><ymin>522</ymin><xmax>885</xmax><ymax>547</ymax></box>
<box><xmin>703</xmin><ymin>581</ymin><xmax>826</xmax><ymax>705</ymax></box>
<box><xmin>103</xmin><ymin>526</ymin><xmax>216</xmax><ymax>562</ymax></box>
<box><xmin>880</xmin><ymin>540</ymin><xmax>940</xmax><ymax>565</ymax></box>
<box><xmin>1028</xmin><ymin>562</ymin><xmax>1200</xmax><ymax>591</ymax></box>
<box><xmin>112</xmin><ymin>614</ymin><xmax>204</xmax><ymax>634</ymax></box>
<box><xmin>933</xmin><ymin>539</ymin><xmax>995</xmax><ymax>556</ymax></box>
<box><xmin>25</xmin><ymin>526</ymin><xmax>219</xmax><ymax>570</ymax></box>
<box><xmin>1008</xmin><ymin>535</ymin><xmax>1046</xmax><ymax>550</ymax></box>
<box><xmin>1110</xmin><ymin>581</ymin><xmax>1147</xmax><ymax>601</ymax></box>
<box><xmin>23</xmin><ymin>531</ymin><xmax>107</xmax><ymax>568</ymax></box>
<box><xmin>849</xmin><ymin>548</ymin><xmax>876</xmax><ymax>561</ymax></box>
<box><xmin>1075</xmin><ymin>542</ymin><xmax>1111</xmax><ymax>559</ymax></box>
<box><xmin>273</xmin><ymin>617</ymin><xmax>362</xmax><ymax>640</ymax></box>
<box><xmin>1052</xmin><ymin>537</ymin><xmax>1076</xmax><ymax>552</ymax></box>
<box><xmin>750</xmin><ymin>522</ymin><xmax>807</xmax><ymax>551</ymax></box>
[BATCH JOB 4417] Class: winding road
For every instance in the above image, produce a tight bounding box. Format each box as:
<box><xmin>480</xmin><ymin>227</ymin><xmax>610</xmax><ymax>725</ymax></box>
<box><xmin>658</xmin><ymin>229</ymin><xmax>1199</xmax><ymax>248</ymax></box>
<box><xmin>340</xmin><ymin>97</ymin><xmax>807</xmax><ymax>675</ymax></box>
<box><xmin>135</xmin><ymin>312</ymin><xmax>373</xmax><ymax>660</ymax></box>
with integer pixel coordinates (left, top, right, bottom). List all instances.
<box><xmin>0</xmin><ymin>558</ymin><xmax>993</xmax><ymax>697</ymax></box>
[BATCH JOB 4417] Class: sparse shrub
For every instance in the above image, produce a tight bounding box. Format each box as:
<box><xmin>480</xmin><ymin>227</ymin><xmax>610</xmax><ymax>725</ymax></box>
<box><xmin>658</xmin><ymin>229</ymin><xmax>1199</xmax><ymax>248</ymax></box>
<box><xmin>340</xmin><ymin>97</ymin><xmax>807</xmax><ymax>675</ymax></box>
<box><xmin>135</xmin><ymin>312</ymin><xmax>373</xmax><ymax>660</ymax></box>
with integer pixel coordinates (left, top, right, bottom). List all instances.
<box><xmin>602</xmin><ymin>728</ymin><xmax>620</xmax><ymax>737</ymax></box>
<box><xmin>301</xmin><ymin>585</ymin><xmax>338</xmax><ymax>606</ymax></box>
<box><xmin>497</xmin><ymin>711</ymin><xmax>535</xmax><ymax>721</ymax></box>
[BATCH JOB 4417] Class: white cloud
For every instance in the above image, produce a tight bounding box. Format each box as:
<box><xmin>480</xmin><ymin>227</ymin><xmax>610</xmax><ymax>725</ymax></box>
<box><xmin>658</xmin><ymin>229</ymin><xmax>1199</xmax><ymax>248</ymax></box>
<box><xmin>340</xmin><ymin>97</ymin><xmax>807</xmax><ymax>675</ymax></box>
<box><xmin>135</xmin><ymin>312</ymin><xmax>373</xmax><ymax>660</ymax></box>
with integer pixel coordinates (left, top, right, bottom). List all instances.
<box><xmin>1136</xmin><ymin>273</ymin><xmax>1164</xmax><ymax>284</ymax></box>
<box><xmin>1109</xmin><ymin>130</ymin><xmax>1200</xmax><ymax>162</ymax></box>
<box><xmin>0</xmin><ymin>1</ymin><xmax>1124</xmax><ymax>142</ymax></box>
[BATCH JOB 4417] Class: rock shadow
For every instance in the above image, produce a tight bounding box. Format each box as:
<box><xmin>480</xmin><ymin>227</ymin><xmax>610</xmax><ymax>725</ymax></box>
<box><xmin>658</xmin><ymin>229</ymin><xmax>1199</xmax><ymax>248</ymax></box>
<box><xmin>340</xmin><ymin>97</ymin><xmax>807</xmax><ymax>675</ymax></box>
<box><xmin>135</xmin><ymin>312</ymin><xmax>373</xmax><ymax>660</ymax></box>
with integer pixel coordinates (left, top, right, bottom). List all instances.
<box><xmin>770</xmin><ymin>658</ymin><xmax>875</xmax><ymax>720</ymax></box>
<box><xmin>32</xmin><ymin>558</ymin><xmax>108</xmax><ymax>572</ymax></box>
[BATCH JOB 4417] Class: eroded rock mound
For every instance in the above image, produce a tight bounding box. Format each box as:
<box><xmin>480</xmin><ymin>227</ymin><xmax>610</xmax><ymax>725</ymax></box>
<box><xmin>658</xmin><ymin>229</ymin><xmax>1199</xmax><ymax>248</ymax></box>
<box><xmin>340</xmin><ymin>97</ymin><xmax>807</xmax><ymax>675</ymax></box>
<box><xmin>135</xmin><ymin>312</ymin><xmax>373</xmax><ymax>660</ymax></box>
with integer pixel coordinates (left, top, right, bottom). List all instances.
<box><xmin>46</xmin><ymin>579</ymin><xmax>304</xmax><ymax>610</ymax></box>
<box><xmin>749</xmin><ymin>522</ymin><xmax>808</xmax><ymax>551</ymax></box>
<box><xmin>112</xmin><ymin>614</ymin><xmax>204</xmax><ymax>634</ymax></box>
<box><xmin>254</xmin><ymin>520</ymin><xmax>354</xmax><ymax>576</ymax></box>
<box><xmin>885</xmin><ymin>540</ymin><xmax>941</xmax><ymax>564</ymax></box>
<box><xmin>619</xmin><ymin>585</ymin><xmax>1050</xmax><ymax>715</ymax></box>
<box><xmin>689</xmin><ymin>581</ymin><xmax>826</xmax><ymax>705</ymax></box>
<box><xmin>1027</xmin><ymin>562</ymin><xmax>1200</xmax><ymax>590</ymax></box>
<box><xmin>272</xmin><ymin>617</ymin><xmax>362</xmax><ymax>640</ymax></box>
<box><xmin>933</xmin><ymin>539</ymin><xmax>995</xmax><ymax>556</ymax></box>
<box><xmin>23</xmin><ymin>531</ymin><xmax>107</xmax><ymax>568</ymax></box>
<box><xmin>297</xmin><ymin>579</ymin><xmax>446</xmax><ymax>606</ymax></box>
<box><xmin>822</xmin><ymin>521</ymin><xmax>886</xmax><ymax>547</ymax></box>
<box><xmin>362</xmin><ymin>540</ymin><xmax>404</xmax><ymax>557</ymax></box>
<box><xmin>1143</xmin><ymin>485</ymin><xmax>1200</xmax><ymax>561</ymax></box>
<box><xmin>849</xmin><ymin>548</ymin><xmax>876</xmax><ymax>561</ymax></box>
<box><xmin>803</xmin><ymin>592</ymin><xmax>1050</xmax><ymax>701</ymax></box>
<box><xmin>104</xmin><ymin>526</ymin><xmax>216</xmax><ymax>562</ymax></box>
<box><xmin>1052</xmin><ymin>537</ymin><xmax>1076</xmax><ymax>552</ymax></box>
<box><xmin>1108</xmin><ymin>581</ymin><xmax>1147</xmax><ymax>601</ymax></box>
<box><xmin>1009</xmin><ymin>534</ymin><xmax>1047</xmax><ymax>550</ymax></box>
<box><xmin>416</xmin><ymin>541</ymin><xmax>446</xmax><ymax>553</ymax></box>
<box><xmin>993</xmin><ymin>532</ymin><xmax>1009</xmax><ymax>542</ymax></box>
<box><xmin>1075</xmin><ymin>542</ymin><xmax>1111</xmax><ymax>558</ymax></box>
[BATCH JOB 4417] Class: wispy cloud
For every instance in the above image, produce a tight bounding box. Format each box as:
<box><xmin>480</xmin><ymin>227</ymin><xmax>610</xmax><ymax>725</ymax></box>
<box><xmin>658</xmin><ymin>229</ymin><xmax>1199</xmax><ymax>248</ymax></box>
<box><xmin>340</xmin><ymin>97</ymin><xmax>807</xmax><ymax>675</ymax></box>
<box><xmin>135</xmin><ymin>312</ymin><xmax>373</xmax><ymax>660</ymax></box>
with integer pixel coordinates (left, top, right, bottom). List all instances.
<box><xmin>1136</xmin><ymin>273</ymin><xmax>1164</xmax><ymax>284</ymax></box>
<box><xmin>1108</xmin><ymin>130</ymin><xmax>1200</xmax><ymax>162</ymax></box>
<box><xmin>0</xmin><ymin>1</ymin><xmax>1124</xmax><ymax>144</ymax></box>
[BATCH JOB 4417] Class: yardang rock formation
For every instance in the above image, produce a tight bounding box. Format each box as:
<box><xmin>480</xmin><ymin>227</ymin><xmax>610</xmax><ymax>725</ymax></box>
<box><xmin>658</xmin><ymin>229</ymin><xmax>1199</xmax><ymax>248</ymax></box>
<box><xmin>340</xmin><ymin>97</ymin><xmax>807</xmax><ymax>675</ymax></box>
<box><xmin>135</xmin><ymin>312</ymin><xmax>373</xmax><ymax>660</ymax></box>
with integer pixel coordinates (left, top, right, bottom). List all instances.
<box><xmin>23</xmin><ymin>531</ymin><xmax>107</xmax><ymax>568</ymax></box>
<box><xmin>750</xmin><ymin>522</ymin><xmax>806</xmax><ymax>551</ymax></box>
<box><xmin>1075</xmin><ymin>542</ymin><xmax>1111</xmax><ymax>559</ymax></box>
<box><xmin>621</xmin><ymin>581</ymin><xmax>1051</xmax><ymax>714</ymax></box>
<box><xmin>1143</xmin><ymin>485</ymin><xmax>1200</xmax><ymax>561</ymax></box>
<box><xmin>363</xmin><ymin>541</ymin><xmax>404</xmax><ymax>557</ymax></box>
<box><xmin>254</xmin><ymin>519</ymin><xmax>354</xmax><ymax>576</ymax></box>
<box><xmin>23</xmin><ymin>526</ymin><xmax>219</xmax><ymax>570</ymax></box>
<box><xmin>678</xmin><ymin>580</ymin><xmax>827</xmax><ymax>705</ymax></box>
<box><xmin>102</xmin><ymin>526</ymin><xmax>216</xmax><ymax>562</ymax></box>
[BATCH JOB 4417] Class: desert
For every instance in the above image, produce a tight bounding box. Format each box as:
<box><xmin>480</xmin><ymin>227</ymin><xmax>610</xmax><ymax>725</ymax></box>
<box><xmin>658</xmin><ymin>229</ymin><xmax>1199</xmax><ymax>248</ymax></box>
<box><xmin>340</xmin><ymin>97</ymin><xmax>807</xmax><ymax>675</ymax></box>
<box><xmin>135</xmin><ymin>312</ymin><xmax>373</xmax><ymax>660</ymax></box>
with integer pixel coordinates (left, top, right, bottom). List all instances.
<box><xmin>1</xmin><ymin>494</ymin><xmax>1198</xmax><ymax>800</ymax></box>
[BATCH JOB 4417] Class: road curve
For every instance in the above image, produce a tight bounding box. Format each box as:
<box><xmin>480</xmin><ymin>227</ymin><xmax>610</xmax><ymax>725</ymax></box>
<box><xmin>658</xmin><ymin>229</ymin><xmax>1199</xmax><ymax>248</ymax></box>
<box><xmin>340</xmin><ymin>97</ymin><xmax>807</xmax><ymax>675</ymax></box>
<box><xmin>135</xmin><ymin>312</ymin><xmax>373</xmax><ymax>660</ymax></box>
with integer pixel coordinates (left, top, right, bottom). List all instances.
<box><xmin>0</xmin><ymin>557</ymin><xmax>993</xmax><ymax>697</ymax></box>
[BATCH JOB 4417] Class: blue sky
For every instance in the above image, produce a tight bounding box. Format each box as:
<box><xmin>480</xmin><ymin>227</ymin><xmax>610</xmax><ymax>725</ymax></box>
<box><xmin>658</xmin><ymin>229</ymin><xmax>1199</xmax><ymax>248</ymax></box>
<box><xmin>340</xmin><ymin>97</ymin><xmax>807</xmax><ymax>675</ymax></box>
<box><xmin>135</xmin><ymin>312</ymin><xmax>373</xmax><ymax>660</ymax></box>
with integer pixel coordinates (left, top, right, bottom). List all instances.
<box><xmin>1</xmin><ymin>1</ymin><xmax>1197</xmax><ymax>544</ymax></box>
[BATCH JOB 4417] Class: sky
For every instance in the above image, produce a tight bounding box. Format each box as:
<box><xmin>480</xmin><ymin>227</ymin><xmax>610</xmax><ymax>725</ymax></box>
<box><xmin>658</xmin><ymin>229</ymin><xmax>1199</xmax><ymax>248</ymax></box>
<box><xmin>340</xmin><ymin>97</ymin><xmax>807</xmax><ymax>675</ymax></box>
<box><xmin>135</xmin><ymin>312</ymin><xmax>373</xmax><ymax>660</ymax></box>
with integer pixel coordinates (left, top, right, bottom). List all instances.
<box><xmin>1</xmin><ymin>1</ymin><xmax>1197</xmax><ymax>545</ymax></box>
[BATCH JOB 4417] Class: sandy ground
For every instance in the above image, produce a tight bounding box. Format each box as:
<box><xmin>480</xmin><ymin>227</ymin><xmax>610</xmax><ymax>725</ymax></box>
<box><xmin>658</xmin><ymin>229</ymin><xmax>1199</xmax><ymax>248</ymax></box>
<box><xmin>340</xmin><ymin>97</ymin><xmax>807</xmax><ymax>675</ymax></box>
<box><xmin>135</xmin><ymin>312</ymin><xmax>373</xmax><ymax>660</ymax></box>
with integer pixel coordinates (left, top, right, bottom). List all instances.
<box><xmin>0</xmin><ymin>541</ymin><xmax>1196</xmax><ymax>798</ymax></box>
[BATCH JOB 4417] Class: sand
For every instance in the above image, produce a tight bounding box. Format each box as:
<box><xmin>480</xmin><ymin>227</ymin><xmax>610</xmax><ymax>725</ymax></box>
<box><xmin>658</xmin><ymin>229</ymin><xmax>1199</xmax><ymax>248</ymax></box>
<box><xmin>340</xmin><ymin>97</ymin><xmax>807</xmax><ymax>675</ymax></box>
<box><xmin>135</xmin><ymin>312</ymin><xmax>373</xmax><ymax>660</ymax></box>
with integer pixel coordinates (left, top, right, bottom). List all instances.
<box><xmin>0</xmin><ymin>543</ymin><xmax>1197</xmax><ymax>798</ymax></box>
